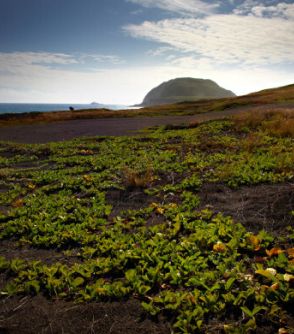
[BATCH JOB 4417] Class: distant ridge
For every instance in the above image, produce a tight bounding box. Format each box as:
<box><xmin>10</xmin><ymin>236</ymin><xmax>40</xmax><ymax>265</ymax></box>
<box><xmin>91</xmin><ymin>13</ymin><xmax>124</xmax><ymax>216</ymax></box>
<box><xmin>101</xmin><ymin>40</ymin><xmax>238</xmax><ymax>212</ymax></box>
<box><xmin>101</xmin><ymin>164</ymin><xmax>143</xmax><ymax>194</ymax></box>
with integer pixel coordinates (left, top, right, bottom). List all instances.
<box><xmin>140</xmin><ymin>77</ymin><xmax>236</xmax><ymax>106</ymax></box>
<box><xmin>90</xmin><ymin>102</ymin><xmax>126</xmax><ymax>110</ymax></box>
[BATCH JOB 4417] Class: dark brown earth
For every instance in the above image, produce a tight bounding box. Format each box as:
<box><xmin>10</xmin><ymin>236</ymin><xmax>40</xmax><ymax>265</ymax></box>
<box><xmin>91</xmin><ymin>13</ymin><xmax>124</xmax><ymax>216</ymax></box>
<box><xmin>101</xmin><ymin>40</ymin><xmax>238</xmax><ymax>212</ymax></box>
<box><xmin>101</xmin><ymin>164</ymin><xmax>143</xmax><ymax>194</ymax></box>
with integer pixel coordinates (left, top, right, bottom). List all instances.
<box><xmin>201</xmin><ymin>183</ymin><xmax>294</xmax><ymax>240</ymax></box>
<box><xmin>0</xmin><ymin>109</ymin><xmax>248</xmax><ymax>144</ymax></box>
<box><xmin>0</xmin><ymin>240</ymin><xmax>80</xmax><ymax>266</ymax></box>
<box><xmin>0</xmin><ymin>296</ymin><xmax>170</xmax><ymax>334</ymax></box>
<box><xmin>1</xmin><ymin>294</ymin><xmax>290</xmax><ymax>334</ymax></box>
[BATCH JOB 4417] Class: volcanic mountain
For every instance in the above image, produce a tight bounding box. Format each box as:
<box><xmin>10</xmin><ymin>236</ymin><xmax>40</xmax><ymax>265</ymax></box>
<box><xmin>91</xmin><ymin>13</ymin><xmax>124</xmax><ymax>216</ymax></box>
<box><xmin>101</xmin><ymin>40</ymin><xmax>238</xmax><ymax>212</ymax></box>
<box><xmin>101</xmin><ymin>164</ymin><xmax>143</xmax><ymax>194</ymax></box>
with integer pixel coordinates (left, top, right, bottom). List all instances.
<box><xmin>141</xmin><ymin>77</ymin><xmax>236</xmax><ymax>106</ymax></box>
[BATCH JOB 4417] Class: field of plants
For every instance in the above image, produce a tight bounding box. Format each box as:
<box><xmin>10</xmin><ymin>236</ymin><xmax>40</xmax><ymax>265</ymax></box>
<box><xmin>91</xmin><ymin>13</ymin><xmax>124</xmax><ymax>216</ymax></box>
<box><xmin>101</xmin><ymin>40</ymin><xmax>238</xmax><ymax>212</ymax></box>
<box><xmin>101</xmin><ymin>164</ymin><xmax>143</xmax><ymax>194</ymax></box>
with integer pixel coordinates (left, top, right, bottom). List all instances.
<box><xmin>0</xmin><ymin>109</ymin><xmax>293</xmax><ymax>333</ymax></box>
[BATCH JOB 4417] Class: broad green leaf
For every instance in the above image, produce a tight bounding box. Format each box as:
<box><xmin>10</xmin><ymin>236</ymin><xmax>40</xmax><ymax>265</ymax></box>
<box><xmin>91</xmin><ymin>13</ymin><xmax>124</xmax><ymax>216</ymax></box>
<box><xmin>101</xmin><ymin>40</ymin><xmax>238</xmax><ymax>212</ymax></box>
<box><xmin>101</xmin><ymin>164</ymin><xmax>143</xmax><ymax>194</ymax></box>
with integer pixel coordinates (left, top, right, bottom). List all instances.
<box><xmin>72</xmin><ymin>277</ymin><xmax>84</xmax><ymax>287</ymax></box>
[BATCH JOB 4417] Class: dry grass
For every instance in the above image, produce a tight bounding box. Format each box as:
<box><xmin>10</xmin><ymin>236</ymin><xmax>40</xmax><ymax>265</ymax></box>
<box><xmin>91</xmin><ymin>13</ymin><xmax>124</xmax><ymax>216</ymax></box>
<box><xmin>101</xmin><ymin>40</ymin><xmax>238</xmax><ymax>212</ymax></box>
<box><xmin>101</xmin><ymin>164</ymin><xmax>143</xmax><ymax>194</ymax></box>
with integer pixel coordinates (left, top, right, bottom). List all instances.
<box><xmin>198</xmin><ymin>137</ymin><xmax>228</xmax><ymax>152</ymax></box>
<box><xmin>187</xmin><ymin>120</ymin><xmax>200</xmax><ymax>128</ymax></box>
<box><xmin>233</xmin><ymin>108</ymin><xmax>294</xmax><ymax>137</ymax></box>
<box><xmin>241</xmin><ymin>133</ymin><xmax>263</xmax><ymax>152</ymax></box>
<box><xmin>263</xmin><ymin>117</ymin><xmax>294</xmax><ymax>137</ymax></box>
<box><xmin>121</xmin><ymin>166</ymin><xmax>154</xmax><ymax>189</ymax></box>
<box><xmin>233</xmin><ymin>112</ymin><xmax>268</xmax><ymax>130</ymax></box>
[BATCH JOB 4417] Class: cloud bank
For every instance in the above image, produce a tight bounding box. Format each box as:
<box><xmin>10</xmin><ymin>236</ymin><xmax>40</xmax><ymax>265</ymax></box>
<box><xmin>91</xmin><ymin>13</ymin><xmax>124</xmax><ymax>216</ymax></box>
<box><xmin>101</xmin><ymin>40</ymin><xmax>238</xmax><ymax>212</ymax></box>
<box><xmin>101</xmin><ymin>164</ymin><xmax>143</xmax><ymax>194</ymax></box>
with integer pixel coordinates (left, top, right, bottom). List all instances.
<box><xmin>234</xmin><ymin>1</ymin><xmax>294</xmax><ymax>19</ymax></box>
<box><xmin>125</xmin><ymin>10</ymin><xmax>294</xmax><ymax>65</ymax></box>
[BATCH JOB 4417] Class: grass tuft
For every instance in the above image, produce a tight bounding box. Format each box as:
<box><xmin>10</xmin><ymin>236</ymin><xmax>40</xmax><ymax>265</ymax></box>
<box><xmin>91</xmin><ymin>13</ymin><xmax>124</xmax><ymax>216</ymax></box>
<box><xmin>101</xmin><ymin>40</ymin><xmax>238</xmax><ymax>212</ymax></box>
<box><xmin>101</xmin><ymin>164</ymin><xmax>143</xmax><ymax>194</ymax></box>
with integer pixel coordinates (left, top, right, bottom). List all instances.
<box><xmin>121</xmin><ymin>166</ymin><xmax>154</xmax><ymax>189</ymax></box>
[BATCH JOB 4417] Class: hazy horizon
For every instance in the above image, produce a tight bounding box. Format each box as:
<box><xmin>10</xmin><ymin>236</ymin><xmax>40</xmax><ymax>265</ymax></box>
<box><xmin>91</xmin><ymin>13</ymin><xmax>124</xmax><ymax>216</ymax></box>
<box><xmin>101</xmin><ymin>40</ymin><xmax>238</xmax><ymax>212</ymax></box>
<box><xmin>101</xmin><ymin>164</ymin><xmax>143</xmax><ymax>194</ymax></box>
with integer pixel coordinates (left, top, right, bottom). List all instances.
<box><xmin>0</xmin><ymin>0</ymin><xmax>293</xmax><ymax>104</ymax></box>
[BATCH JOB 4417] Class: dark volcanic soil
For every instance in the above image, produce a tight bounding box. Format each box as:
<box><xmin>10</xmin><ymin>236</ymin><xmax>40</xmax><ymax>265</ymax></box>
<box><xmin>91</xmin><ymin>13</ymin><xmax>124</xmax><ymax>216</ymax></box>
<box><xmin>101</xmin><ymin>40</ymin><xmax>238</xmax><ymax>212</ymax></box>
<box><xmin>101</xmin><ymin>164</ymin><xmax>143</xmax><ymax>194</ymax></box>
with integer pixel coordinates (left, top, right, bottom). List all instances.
<box><xmin>0</xmin><ymin>296</ymin><xmax>170</xmax><ymax>334</ymax></box>
<box><xmin>0</xmin><ymin>109</ymin><xmax>245</xmax><ymax>144</ymax></box>
<box><xmin>201</xmin><ymin>182</ymin><xmax>294</xmax><ymax>239</ymax></box>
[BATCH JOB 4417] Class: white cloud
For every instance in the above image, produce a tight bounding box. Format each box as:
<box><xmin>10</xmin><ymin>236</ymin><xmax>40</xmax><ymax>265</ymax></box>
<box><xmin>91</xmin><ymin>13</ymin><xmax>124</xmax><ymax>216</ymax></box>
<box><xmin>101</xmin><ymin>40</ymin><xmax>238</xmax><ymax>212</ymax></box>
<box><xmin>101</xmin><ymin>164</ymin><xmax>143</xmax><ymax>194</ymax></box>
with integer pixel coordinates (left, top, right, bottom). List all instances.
<box><xmin>169</xmin><ymin>56</ymin><xmax>214</xmax><ymax>70</ymax></box>
<box><xmin>234</xmin><ymin>1</ymin><xmax>294</xmax><ymax>19</ymax></box>
<box><xmin>0</xmin><ymin>52</ymin><xmax>77</xmax><ymax>71</ymax></box>
<box><xmin>147</xmin><ymin>46</ymin><xmax>174</xmax><ymax>56</ymax></box>
<box><xmin>127</xmin><ymin>0</ymin><xmax>218</xmax><ymax>15</ymax></box>
<box><xmin>233</xmin><ymin>0</ymin><xmax>269</xmax><ymax>15</ymax></box>
<box><xmin>125</xmin><ymin>14</ymin><xmax>294</xmax><ymax>65</ymax></box>
<box><xmin>79</xmin><ymin>54</ymin><xmax>123</xmax><ymax>64</ymax></box>
<box><xmin>0</xmin><ymin>52</ymin><xmax>123</xmax><ymax>76</ymax></box>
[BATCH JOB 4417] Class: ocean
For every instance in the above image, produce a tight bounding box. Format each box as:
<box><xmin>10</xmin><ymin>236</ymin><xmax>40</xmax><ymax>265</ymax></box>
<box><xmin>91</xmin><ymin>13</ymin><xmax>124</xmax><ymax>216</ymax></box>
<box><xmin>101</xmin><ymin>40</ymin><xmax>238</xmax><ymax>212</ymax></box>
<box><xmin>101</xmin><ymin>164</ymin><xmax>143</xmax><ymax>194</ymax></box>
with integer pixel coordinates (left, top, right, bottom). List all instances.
<box><xmin>0</xmin><ymin>103</ymin><xmax>127</xmax><ymax>115</ymax></box>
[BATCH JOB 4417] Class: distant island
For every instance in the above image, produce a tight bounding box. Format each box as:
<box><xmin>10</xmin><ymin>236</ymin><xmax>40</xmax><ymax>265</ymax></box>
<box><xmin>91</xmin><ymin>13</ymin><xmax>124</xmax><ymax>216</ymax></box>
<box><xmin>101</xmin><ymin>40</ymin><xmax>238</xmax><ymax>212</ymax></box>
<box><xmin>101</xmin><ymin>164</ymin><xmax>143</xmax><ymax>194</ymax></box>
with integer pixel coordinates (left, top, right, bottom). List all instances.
<box><xmin>139</xmin><ymin>77</ymin><xmax>236</xmax><ymax>106</ymax></box>
<box><xmin>90</xmin><ymin>102</ymin><xmax>127</xmax><ymax>110</ymax></box>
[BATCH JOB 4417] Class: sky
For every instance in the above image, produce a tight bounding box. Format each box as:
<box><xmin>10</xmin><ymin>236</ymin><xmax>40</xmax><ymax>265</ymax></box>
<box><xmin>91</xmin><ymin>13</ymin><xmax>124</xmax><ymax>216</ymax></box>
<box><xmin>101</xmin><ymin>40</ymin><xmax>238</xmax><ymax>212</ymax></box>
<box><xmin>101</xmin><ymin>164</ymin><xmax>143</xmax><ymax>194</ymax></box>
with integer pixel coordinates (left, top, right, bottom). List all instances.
<box><xmin>0</xmin><ymin>0</ymin><xmax>293</xmax><ymax>104</ymax></box>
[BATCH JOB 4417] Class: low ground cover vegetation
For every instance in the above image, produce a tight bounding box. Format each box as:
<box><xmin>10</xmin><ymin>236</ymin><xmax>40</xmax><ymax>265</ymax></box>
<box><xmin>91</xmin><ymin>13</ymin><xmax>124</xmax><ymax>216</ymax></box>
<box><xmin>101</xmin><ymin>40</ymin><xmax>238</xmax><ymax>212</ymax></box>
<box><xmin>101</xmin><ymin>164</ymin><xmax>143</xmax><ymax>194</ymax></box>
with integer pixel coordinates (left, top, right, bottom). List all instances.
<box><xmin>0</xmin><ymin>110</ymin><xmax>293</xmax><ymax>333</ymax></box>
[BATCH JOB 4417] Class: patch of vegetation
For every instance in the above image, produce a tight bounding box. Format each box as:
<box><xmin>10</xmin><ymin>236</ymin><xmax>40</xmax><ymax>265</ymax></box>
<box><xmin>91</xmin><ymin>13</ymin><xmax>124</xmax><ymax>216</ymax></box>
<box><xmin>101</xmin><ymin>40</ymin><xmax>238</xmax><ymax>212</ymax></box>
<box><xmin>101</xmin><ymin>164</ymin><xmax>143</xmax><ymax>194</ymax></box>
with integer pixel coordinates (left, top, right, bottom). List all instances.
<box><xmin>0</xmin><ymin>111</ymin><xmax>293</xmax><ymax>333</ymax></box>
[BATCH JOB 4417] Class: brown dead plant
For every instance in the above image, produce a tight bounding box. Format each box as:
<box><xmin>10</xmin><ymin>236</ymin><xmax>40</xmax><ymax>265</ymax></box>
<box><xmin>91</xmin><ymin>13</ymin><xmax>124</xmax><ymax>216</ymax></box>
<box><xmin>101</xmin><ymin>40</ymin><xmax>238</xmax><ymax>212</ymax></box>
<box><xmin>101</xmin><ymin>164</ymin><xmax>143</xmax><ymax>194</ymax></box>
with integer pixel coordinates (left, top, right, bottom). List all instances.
<box><xmin>122</xmin><ymin>166</ymin><xmax>155</xmax><ymax>189</ymax></box>
<box><xmin>263</xmin><ymin>117</ymin><xmax>294</xmax><ymax>137</ymax></box>
<box><xmin>233</xmin><ymin>109</ymin><xmax>294</xmax><ymax>137</ymax></box>
<box><xmin>242</xmin><ymin>133</ymin><xmax>263</xmax><ymax>152</ymax></box>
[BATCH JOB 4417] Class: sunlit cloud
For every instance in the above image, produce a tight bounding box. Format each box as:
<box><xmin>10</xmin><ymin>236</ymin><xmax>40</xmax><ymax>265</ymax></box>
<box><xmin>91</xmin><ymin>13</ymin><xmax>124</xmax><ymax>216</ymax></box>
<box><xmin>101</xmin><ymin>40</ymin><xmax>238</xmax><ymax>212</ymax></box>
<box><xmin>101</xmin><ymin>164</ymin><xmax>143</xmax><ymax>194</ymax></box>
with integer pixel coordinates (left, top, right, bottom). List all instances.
<box><xmin>0</xmin><ymin>52</ymin><xmax>123</xmax><ymax>75</ymax></box>
<box><xmin>125</xmin><ymin>14</ymin><xmax>294</xmax><ymax>65</ymax></box>
<box><xmin>234</xmin><ymin>1</ymin><xmax>294</xmax><ymax>19</ymax></box>
<box><xmin>146</xmin><ymin>46</ymin><xmax>175</xmax><ymax>56</ymax></box>
<box><xmin>0</xmin><ymin>52</ymin><xmax>77</xmax><ymax>70</ymax></box>
<box><xmin>79</xmin><ymin>54</ymin><xmax>124</xmax><ymax>65</ymax></box>
<box><xmin>127</xmin><ymin>0</ymin><xmax>218</xmax><ymax>15</ymax></box>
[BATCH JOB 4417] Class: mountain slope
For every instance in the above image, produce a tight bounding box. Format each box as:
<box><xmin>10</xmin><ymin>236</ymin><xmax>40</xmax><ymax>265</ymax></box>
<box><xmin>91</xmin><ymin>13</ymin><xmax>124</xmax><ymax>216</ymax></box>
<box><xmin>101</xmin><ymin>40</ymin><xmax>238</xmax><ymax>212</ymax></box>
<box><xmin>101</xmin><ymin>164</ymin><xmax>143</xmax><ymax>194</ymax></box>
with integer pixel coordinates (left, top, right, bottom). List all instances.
<box><xmin>141</xmin><ymin>78</ymin><xmax>236</xmax><ymax>106</ymax></box>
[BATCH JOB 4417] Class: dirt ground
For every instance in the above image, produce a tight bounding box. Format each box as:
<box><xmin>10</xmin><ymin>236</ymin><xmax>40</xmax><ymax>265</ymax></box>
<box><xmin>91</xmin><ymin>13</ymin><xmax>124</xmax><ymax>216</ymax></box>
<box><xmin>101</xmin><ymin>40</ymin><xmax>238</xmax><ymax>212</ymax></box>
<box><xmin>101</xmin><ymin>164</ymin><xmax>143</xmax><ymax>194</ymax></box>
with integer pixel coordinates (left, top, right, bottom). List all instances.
<box><xmin>0</xmin><ymin>296</ymin><xmax>170</xmax><ymax>334</ymax></box>
<box><xmin>0</xmin><ymin>108</ymin><xmax>252</xmax><ymax>144</ymax></box>
<box><xmin>201</xmin><ymin>182</ymin><xmax>294</xmax><ymax>240</ymax></box>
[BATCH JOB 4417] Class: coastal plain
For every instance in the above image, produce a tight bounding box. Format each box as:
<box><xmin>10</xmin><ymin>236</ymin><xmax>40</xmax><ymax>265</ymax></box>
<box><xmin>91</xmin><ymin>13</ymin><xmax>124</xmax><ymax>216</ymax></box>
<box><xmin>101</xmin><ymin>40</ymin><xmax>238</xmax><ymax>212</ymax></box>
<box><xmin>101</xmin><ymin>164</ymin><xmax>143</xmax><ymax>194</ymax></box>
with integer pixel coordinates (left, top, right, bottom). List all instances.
<box><xmin>0</xmin><ymin>85</ymin><xmax>293</xmax><ymax>333</ymax></box>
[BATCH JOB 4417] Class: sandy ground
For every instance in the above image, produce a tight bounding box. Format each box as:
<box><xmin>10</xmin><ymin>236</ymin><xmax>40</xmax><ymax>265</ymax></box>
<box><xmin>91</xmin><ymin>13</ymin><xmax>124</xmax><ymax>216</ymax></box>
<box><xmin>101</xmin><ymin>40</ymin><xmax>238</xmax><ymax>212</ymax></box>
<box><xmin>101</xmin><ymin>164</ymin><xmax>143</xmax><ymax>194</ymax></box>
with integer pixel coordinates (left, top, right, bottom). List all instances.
<box><xmin>0</xmin><ymin>109</ymin><xmax>244</xmax><ymax>144</ymax></box>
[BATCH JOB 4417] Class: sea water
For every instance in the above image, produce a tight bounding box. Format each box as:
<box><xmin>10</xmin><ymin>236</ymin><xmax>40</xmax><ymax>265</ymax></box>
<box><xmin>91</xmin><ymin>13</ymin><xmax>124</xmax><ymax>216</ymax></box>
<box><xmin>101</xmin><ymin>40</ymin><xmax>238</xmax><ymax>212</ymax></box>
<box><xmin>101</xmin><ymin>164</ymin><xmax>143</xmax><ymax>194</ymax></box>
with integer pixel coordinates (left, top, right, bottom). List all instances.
<box><xmin>0</xmin><ymin>103</ymin><xmax>127</xmax><ymax>115</ymax></box>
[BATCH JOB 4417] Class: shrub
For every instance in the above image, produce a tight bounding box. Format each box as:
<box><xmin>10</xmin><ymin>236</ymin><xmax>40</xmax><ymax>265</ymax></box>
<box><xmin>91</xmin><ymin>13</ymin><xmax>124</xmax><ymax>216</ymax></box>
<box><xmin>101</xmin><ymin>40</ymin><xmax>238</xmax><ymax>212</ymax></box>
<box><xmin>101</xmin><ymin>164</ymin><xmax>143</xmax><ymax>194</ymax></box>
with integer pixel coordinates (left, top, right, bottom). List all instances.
<box><xmin>121</xmin><ymin>166</ymin><xmax>154</xmax><ymax>189</ymax></box>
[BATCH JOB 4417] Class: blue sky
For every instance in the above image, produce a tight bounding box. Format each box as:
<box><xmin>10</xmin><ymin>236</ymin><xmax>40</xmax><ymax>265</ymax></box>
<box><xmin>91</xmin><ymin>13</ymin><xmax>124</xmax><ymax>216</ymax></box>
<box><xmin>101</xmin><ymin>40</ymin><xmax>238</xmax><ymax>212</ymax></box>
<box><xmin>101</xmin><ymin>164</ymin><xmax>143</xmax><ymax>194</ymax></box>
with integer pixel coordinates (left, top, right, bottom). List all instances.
<box><xmin>0</xmin><ymin>0</ymin><xmax>293</xmax><ymax>104</ymax></box>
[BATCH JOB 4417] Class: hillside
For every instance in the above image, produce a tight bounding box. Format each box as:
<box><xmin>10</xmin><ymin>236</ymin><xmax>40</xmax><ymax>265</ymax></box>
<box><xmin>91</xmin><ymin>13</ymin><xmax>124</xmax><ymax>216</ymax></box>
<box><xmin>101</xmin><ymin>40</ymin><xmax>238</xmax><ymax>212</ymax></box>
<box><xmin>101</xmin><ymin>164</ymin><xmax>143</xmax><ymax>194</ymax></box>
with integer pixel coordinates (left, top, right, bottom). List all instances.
<box><xmin>0</xmin><ymin>84</ymin><xmax>292</xmax><ymax>127</ymax></box>
<box><xmin>140</xmin><ymin>78</ymin><xmax>236</xmax><ymax>106</ymax></box>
